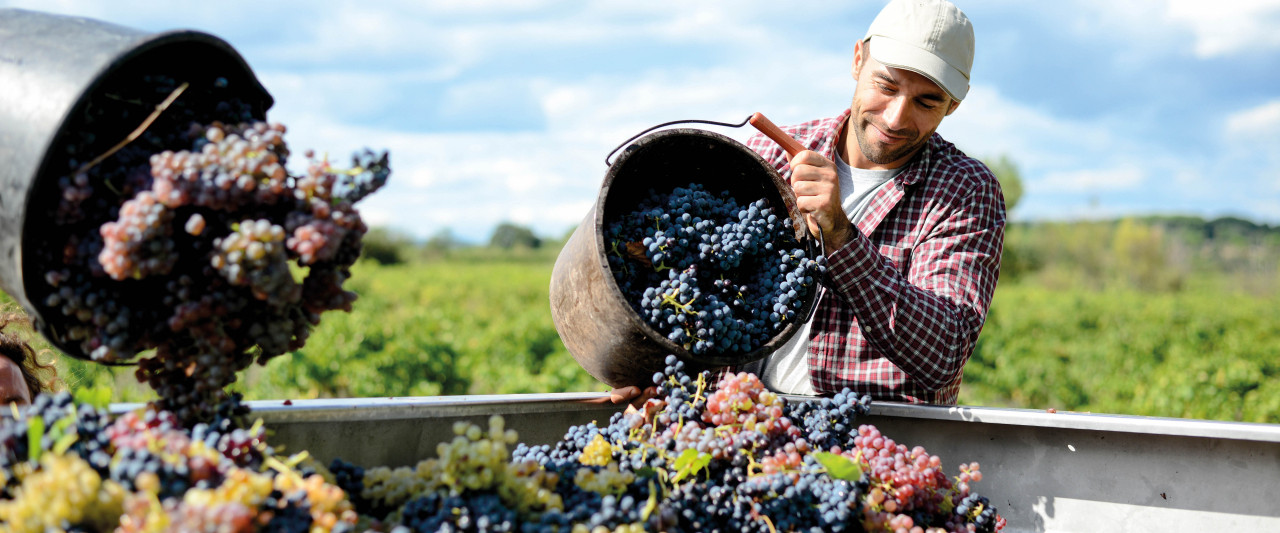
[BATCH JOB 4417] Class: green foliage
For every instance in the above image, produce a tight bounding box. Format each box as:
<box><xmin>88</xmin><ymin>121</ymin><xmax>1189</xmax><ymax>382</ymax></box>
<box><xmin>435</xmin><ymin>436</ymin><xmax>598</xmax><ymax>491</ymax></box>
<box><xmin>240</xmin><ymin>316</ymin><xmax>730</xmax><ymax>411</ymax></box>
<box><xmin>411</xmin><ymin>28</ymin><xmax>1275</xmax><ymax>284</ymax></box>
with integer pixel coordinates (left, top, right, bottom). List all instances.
<box><xmin>489</xmin><ymin>222</ymin><xmax>542</xmax><ymax>249</ymax></box>
<box><xmin>422</xmin><ymin>227</ymin><xmax>464</xmax><ymax>258</ymax></box>
<box><xmin>814</xmin><ymin>451</ymin><xmax>863</xmax><ymax>481</ymax></box>
<box><xmin>6</xmin><ymin>215</ymin><xmax>1278</xmax><ymax>426</ymax></box>
<box><xmin>965</xmin><ymin>279</ymin><xmax>1280</xmax><ymax>423</ymax></box>
<box><xmin>241</xmin><ymin>259</ymin><xmax>599</xmax><ymax>398</ymax></box>
<box><xmin>671</xmin><ymin>448</ymin><xmax>713</xmax><ymax>482</ymax></box>
<box><xmin>983</xmin><ymin>155</ymin><xmax>1023</xmax><ymax>213</ymax></box>
<box><xmin>1001</xmin><ymin>216</ymin><xmax>1278</xmax><ymax>290</ymax></box>
<box><xmin>1110</xmin><ymin>217</ymin><xmax>1183</xmax><ymax>291</ymax></box>
<box><xmin>360</xmin><ymin>226</ymin><xmax>415</xmax><ymax>265</ymax></box>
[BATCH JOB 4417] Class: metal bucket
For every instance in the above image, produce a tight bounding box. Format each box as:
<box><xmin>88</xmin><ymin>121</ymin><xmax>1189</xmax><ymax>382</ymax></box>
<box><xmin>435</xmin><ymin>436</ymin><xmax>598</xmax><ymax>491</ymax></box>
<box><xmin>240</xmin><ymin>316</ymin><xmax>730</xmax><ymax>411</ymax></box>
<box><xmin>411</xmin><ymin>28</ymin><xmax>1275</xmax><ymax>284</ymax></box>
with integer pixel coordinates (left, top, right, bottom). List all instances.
<box><xmin>0</xmin><ymin>8</ymin><xmax>272</xmax><ymax>358</ymax></box>
<box><xmin>549</xmin><ymin>125</ymin><xmax>821</xmax><ymax>388</ymax></box>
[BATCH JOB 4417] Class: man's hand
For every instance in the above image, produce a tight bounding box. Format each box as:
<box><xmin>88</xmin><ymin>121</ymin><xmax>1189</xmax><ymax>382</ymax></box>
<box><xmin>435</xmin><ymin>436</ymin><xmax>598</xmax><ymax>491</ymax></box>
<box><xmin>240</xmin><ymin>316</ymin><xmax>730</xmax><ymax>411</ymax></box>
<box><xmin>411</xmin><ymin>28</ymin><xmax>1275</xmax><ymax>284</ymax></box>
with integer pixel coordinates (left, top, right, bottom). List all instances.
<box><xmin>609</xmin><ymin>385</ymin><xmax>659</xmax><ymax>411</ymax></box>
<box><xmin>788</xmin><ymin>150</ymin><xmax>856</xmax><ymax>253</ymax></box>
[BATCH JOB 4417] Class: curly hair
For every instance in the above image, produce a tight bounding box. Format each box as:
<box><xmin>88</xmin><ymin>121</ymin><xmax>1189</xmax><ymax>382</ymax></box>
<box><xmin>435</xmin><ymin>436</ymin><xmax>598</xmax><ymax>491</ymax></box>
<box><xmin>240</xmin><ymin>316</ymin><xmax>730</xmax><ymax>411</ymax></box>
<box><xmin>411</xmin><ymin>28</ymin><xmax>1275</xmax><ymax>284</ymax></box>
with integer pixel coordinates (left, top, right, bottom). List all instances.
<box><xmin>0</xmin><ymin>311</ymin><xmax>57</xmax><ymax>399</ymax></box>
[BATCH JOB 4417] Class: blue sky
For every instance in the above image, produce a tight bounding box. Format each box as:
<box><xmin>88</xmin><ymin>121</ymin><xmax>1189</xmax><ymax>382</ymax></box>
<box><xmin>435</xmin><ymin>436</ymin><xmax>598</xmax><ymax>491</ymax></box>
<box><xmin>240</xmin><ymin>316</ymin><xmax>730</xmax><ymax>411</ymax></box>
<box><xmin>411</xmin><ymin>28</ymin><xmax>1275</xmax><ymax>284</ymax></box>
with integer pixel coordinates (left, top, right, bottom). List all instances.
<box><xmin>6</xmin><ymin>0</ymin><xmax>1279</xmax><ymax>243</ymax></box>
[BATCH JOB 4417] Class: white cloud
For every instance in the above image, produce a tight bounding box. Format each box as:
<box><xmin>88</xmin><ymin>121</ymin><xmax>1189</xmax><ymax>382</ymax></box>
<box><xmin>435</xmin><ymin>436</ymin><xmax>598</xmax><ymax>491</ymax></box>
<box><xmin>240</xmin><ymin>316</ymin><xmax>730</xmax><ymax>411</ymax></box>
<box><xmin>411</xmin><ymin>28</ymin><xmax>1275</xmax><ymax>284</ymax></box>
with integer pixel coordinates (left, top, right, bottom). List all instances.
<box><xmin>939</xmin><ymin>84</ymin><xmax>1126</xmax><ymax>173</ymax></box>
<box><xmin>1164</xmin><ymin>0</ymin><xmax>1280</xmax><ymax>58</ymax></box>
<box><xmin>1223</xmin><ymin>99</ymin><xmax>1280</xmax><ymax>201</ymax></box>
<box><xmin>1038</xmin><ymin>166</ymin><xmax>1147</xmax><ymax>192</ymax></box>
<box><xmin>1062</xmin><ymin>0</ymin><xmax>1280</xmax><ymax>58</ymax></box>
<box><xmin>257</xmin><ymin>111</ymin><xmax>611</xmax><ymax>242</ymax></box>
<box><xmin>5</xmin><ymin>0</ymin><xmax>1278</xmax><ymax>235</ymax></box>
<box><xmin>1226</xmin><ymin>99</ymin><xmax>1280</xmax><ymax>138</ymax></box>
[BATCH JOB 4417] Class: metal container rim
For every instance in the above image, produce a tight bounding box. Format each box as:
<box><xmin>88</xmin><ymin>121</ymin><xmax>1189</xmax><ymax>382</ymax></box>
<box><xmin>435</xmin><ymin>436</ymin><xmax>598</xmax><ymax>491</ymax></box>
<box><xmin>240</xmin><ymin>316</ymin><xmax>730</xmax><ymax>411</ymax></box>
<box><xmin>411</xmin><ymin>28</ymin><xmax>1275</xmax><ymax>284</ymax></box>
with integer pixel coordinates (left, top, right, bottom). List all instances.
<box><xmin>590</xmin><ymin>127</ymin><xmax>823</xmax><ymax>368</ymax></box>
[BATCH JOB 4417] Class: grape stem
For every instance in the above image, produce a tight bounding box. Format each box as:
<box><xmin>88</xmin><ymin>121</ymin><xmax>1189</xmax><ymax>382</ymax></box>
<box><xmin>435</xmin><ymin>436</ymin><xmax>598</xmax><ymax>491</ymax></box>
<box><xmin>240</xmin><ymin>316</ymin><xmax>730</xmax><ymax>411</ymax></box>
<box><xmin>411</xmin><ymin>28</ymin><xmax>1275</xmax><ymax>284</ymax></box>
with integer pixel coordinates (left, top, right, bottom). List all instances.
<box><xmin>758</xmin><ymin>512</ymin><xmax>778</xmax><ymax>533</ymax></box>
<box><xmin>76</xmin><ymin>82</ymin><xmax>189</xmax><ymax>176</ymax></box>
<box><xmin>660</xmin><ymin>291</ymin><xmax>697</xmax><ymax>314</ymax></box>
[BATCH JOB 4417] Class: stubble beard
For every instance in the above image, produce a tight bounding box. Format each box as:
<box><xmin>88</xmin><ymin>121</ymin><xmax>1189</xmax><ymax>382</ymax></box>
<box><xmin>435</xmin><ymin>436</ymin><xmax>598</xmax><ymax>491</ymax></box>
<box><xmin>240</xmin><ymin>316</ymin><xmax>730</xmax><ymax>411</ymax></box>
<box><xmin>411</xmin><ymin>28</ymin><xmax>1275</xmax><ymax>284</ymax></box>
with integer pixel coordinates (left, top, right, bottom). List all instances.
<box><xmin>851</xmin><ymin>112</ymin><xmax>930</xmax><ymax>166</ymax></box>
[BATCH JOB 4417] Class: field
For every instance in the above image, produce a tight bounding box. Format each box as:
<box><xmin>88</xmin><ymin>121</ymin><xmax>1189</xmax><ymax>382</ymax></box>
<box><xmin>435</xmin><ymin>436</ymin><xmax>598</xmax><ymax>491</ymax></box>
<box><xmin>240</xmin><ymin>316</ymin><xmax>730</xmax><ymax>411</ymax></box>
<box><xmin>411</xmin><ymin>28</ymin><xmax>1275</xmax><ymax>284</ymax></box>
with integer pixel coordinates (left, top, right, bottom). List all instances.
<box><xmin>964</xmin><ymin>279</ymin><xmax>1280</xmax><ymax>422</ymax></box>
<box><xmin>10</xmin><ymin>217</ymin><xmax>1280</xmax><ymax>424</ymax></box>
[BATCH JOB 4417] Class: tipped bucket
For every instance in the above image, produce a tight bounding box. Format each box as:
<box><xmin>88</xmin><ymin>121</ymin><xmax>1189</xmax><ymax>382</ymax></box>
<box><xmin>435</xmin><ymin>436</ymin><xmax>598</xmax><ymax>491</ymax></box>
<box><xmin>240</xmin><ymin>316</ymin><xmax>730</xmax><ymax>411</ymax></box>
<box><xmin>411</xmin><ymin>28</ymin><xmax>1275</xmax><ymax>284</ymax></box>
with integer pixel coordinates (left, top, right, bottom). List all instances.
<box><xmin>549</xmin><ymin>127</ymin><xmax>821</xmax><ymax>388</ymax></box>
<box><xmin>0</xmin><ymin>8</ymin><xmax>273</xmax><ymax>358</ymax></box>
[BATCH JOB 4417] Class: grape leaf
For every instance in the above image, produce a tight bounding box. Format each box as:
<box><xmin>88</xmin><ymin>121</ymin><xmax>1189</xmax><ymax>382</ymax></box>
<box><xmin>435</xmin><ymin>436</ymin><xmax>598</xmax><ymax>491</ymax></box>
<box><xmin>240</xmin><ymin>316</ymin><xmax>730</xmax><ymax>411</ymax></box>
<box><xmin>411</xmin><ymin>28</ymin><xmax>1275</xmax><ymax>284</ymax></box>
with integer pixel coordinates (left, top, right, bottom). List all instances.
<box><xmin>672</xmin><ymin>448</ymin><xmax>711</xmax><ymax>483</ymax></box>
<box><xmin>814</xmin><ymin>451</ymin><xmax>863</xmax><ymax>481</ymax></box>
<box><xmin>27</xmin><ymin>416</ymin><xmax>44</xmax><ymax>462</ymax></box>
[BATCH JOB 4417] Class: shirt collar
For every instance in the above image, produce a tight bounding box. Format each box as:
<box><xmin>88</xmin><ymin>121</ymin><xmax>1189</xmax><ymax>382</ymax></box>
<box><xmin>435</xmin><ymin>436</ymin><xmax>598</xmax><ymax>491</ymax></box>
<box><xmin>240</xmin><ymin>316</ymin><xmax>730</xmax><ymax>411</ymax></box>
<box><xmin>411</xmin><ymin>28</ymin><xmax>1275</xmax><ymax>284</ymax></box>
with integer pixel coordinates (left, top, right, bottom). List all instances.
<box><xmin>834</xmin><ymin>108</ymin><xmax>933</xmax><ymax>188</ymax></box>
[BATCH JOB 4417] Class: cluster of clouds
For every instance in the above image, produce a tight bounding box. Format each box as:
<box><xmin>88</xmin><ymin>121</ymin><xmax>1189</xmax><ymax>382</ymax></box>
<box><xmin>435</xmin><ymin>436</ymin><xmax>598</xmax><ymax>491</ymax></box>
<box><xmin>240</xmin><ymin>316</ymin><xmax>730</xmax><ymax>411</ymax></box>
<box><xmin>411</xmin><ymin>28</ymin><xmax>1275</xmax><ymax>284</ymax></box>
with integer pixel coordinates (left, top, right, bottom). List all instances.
<box><xmin>7</xmin><ymin>0</ymin><xmax>1279</xmax><ymax>241</ymax></box>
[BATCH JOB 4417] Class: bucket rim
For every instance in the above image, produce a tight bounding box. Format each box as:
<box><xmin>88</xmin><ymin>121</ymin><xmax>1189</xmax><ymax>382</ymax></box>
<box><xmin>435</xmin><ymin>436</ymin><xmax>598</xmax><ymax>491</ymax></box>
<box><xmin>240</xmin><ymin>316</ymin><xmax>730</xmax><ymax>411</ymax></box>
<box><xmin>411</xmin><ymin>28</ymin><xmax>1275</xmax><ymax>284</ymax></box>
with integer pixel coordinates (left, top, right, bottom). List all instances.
<box><xmin>592</xmin><ymin>127</ymin><xmax>823</xmax><ymax>368</ymax></box>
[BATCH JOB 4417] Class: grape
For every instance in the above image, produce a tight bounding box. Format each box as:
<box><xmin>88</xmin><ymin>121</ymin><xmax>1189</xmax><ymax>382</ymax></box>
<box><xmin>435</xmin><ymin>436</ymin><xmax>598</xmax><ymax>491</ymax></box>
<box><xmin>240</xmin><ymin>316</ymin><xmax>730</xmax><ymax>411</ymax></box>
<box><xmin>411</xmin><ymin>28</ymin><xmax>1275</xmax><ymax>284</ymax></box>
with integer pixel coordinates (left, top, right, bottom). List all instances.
<box><xmin>605</xmin><ymin>184</ymin><xmax>826</xmax><ymax>357</ymax></box>
<box><xmin>26</xmin><ymin>71</ymin><xmax>390</xmax><ymax>425</ymax></box>
<box><xmin>0</xmin><ymin>452</ymin><xmax>126</xmax><ymax>532</ymax></box>
<box><xmin>1</xmin><ymin>372</ymin><xmax>1004</xmax><ymax>533</ymax></box>
<box><xmin>1</xmin><ymin>392</ymin><xmax>358</xmax><ymax>532</ymax></box>
<box><xmin>325</xmin><ymin>359</ymin><xmax>1003</xmax><ymax>532</ymax></box>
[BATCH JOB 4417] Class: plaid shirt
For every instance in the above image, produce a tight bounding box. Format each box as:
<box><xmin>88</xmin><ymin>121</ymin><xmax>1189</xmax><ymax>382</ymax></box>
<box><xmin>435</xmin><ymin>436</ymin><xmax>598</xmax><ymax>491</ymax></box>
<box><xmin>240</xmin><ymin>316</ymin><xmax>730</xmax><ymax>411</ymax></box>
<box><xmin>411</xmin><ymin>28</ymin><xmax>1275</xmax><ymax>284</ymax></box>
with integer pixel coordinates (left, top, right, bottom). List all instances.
<box><xmin>745</xmin><ymin>109</ymin><xmax>1006</xmax><ymax>404</ymax></box>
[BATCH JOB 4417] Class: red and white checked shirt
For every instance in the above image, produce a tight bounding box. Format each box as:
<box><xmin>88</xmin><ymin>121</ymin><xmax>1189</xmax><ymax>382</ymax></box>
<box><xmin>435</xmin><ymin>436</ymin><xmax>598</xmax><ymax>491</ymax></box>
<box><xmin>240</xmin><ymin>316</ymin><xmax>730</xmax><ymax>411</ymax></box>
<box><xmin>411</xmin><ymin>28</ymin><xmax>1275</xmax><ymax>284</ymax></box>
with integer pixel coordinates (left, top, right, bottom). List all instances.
<box><xmin>746</xmin><ymin>109</ymin><xmax>1006</xmax><ymax>405</ymax></box>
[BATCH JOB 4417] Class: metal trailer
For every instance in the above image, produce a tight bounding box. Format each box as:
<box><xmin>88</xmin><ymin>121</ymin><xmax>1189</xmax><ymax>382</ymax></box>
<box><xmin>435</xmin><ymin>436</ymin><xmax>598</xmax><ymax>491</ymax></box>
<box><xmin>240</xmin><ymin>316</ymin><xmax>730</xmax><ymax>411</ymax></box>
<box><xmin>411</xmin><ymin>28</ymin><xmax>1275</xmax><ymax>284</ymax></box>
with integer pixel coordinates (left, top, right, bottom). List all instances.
<box><xmin>131</xmin><ymin>393</ymin><xmax>1279</xmax><ymax>533</ymax></box>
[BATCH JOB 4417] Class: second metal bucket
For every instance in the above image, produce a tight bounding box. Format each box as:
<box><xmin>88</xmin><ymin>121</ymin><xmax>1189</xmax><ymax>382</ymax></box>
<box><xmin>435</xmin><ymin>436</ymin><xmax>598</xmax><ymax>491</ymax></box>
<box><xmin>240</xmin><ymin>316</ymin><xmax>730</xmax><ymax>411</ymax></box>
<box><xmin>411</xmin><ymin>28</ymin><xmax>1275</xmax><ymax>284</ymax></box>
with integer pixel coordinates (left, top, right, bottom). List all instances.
<box><xmin>549</xmin><ymin>126</ymin><xmax>821</xmax><ymax>388</ymax></box>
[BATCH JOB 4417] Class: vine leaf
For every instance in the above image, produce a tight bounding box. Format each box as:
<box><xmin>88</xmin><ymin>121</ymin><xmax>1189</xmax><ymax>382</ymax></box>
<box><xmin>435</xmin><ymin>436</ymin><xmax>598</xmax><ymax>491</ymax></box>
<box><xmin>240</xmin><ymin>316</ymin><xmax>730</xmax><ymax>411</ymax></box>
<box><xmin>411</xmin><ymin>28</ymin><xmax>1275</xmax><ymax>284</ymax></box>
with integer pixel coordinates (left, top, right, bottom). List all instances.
<box><xmin>672</xmin><ymin>448</ymin><xmax>712</xmax><ymax>483</ymax></box>
<box><xmin>624</xmin><ymin>242</ymin><xmax>653</xmax><ymax>267</ymax></box>
<box><xmin>814</xmin><ymin>451</ymin><xmax>863</xmax><ymax>481</ymax></box>
<box><xmin>27</xmin><ymin>416</ymin><xmax>44</xmax><ymax>462</ymax></box>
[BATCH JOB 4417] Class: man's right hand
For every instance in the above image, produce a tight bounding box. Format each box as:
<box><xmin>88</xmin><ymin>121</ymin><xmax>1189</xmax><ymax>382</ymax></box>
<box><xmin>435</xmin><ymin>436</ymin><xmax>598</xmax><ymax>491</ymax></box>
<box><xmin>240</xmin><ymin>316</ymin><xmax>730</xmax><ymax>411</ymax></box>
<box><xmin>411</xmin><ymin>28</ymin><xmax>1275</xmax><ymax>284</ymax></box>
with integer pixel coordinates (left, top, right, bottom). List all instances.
<box><xmin>789</xmin><ymin>150</ymin><xmax>856</xmax><ymax>253</ymax></box>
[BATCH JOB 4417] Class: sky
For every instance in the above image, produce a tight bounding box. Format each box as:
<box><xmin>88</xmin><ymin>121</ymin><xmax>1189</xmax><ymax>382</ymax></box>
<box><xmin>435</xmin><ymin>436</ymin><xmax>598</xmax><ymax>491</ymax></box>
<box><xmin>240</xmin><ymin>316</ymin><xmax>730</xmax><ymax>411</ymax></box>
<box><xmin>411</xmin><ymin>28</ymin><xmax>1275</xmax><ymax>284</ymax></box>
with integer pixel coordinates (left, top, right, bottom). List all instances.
<box><xmin>4</xmin><ymin>0</ymin><xmax>1279</xmax><ymax>243</ymax></box>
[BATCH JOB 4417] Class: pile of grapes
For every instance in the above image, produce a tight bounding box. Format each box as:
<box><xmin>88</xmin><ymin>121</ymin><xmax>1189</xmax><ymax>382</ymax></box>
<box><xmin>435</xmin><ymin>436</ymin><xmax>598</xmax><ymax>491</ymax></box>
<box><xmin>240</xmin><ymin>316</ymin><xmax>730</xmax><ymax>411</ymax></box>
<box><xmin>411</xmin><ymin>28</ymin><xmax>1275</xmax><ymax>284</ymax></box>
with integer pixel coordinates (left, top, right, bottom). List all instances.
<box><xmin>24</xmin><ymin>71</ymin><xmax>389</xmax><ymax>423</ymax></box>
<box><xmin>0</xmin><ymin>392</ymin><xmax>357</xmax><ymax>533</ymax></box>
<box><xmin>0</xmin><ymin>360</ymin><xmax>1004</xmax><ymax>532</ymax></box>
<box><xmin>605</xmin><ymin>184</ymin><xmax>824</xmax><ymax>356</ymax></box>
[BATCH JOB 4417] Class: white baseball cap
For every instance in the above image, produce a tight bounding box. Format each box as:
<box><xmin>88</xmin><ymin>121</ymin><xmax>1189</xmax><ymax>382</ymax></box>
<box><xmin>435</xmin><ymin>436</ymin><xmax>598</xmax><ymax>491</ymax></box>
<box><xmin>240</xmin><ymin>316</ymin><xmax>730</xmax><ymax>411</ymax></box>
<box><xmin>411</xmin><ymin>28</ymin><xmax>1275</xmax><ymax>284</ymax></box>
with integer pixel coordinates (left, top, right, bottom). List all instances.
<box><xmin>863</xmin><ymin>0</ymin><xmax>975</xmax><ymax>101</ymax></box>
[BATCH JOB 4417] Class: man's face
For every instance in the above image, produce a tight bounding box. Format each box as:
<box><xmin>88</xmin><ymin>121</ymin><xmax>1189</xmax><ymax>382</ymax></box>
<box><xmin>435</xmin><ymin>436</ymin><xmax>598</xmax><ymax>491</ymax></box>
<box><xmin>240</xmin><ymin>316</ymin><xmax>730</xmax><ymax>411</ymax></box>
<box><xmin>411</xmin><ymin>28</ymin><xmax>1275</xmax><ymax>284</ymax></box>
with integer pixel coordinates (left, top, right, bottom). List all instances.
<box><xmin>848</xmin><ymin>41</ymin><xmax>959</xmax><ymax>168</ymax></box>
<box><xmin>0</xmin><ymin>356</ymin><xmax>31</xmax><ymax>406</ymax></box>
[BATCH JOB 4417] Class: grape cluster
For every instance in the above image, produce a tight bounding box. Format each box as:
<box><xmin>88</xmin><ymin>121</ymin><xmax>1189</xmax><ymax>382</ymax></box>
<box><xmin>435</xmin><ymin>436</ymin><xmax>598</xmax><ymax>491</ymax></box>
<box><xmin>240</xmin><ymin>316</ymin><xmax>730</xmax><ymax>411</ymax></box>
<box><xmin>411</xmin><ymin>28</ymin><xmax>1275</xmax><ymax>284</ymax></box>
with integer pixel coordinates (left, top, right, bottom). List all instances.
<box><xmin>605</xmin><ymin>184</ymin><xmax>824</xmax><ymax>356</ymax></box>
<box><xmin>0</xmin><ymin>391</ymin><xmax>360</xmax><ymax>533</ymax></box>
<box><xmin>27</xmin><ymin>72</ymin><xmax>389</xmax><ymax>424</ymax></box>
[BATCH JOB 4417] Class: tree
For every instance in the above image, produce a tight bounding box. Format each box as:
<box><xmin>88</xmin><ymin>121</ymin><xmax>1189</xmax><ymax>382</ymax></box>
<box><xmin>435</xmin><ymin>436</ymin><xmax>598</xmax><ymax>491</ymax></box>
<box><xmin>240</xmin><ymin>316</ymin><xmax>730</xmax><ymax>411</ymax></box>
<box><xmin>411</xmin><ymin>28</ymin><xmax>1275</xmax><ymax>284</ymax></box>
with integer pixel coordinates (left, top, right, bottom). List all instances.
<box><xmin>360</xmin><ymin>226</ymin><xmax>413</xmax><ymax>265</ymax></box>
<box><xmin>1111</xmin><ymin>217</ymin><xmax>1180</xmax><ymax>291</ymax></box>
<box><xmin>984</xmin><ymin>155</ymin><xmax>1024</xmax><ymax>213</ymax></box>
<box><xmin>489</xmin><ymin>222</ymin><xmax>542</xmax><ymax>249</ymax></box>
<box><xmin>984</xmin><ymin>155</ymin><xmax>1027</xmax><ymax>279</ymax></box>
<box><xmin>424</xmin><ymin>228</ymin><xmax>463</xmax><ymax>256</ymax></box>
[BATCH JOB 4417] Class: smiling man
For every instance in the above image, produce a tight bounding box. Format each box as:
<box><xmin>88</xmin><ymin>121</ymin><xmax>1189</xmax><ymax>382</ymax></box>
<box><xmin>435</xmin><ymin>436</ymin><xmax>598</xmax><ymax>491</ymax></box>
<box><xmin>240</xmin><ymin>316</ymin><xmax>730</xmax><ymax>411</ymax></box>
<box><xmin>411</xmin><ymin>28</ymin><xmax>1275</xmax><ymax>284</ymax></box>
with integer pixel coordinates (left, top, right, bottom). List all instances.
<box><xmin>738</xmin><ymin>0</ymin><xmax>1006</xmax><ymax>404</ymax></box>
<box><xmin>610</xmin><ymin>0</ymin><xmax>1005</xmax><ymax>407</ymax></box>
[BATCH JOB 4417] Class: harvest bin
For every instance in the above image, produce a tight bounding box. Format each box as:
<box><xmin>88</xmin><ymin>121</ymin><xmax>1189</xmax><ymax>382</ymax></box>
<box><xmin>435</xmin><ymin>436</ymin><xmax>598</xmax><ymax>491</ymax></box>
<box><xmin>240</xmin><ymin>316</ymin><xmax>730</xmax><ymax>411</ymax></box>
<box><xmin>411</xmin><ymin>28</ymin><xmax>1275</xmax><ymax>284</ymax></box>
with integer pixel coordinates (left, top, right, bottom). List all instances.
<box><xmin>125</xmin><ymin>395</ymin><xmax>1280</xmax><ymax>533</ymax></box>
<box><xmin>0</xmin><ymin>8</ymin><xmax>272</xmax><ymax>359</ymax></box>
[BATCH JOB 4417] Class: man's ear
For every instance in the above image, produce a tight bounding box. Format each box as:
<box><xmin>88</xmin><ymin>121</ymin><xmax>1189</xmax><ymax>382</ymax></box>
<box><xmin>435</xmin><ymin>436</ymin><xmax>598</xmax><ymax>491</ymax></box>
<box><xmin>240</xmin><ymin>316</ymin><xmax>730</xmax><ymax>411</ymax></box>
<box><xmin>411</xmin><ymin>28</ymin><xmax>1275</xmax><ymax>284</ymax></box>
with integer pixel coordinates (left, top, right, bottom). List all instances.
<box><xmin>945</xmin><ymin>99</ymin><xmax>961</xmax><ymax>116</ymax></box>
<box><xmin>852</xmin><ymin>39</ymin><xmax>867</xmax><ymax>79</ymax></box>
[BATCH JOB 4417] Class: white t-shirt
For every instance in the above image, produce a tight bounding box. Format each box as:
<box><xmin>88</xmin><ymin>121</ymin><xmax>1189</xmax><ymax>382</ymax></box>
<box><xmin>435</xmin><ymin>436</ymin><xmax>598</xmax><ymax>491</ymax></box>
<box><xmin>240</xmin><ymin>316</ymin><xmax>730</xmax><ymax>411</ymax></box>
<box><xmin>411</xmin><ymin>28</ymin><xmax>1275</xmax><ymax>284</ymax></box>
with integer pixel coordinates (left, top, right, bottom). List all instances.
<box><xmin>756</xmin><ymin>153</ymin><xmax>903</xmax><ymax>395</ymax></box>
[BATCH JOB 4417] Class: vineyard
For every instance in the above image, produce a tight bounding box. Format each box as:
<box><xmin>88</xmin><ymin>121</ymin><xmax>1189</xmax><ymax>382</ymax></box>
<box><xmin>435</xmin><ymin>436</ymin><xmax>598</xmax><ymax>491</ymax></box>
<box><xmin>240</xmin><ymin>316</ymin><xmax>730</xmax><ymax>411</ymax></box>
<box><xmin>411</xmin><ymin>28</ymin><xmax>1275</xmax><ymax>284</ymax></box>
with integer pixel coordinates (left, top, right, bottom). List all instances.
<box><xmin>1</xmin><ymin>8</ymin><xmax>1274</xmax><ymax>532</ymax></box>
<box><xmin>25</xmin><ymin>222</ymin><xmax>1280</xmax><ymax>424</ymax></box>
<box><xmin>965</xmin><ymin>279</ymin><xmax>1280</xmax><ymax>423</ymax></box>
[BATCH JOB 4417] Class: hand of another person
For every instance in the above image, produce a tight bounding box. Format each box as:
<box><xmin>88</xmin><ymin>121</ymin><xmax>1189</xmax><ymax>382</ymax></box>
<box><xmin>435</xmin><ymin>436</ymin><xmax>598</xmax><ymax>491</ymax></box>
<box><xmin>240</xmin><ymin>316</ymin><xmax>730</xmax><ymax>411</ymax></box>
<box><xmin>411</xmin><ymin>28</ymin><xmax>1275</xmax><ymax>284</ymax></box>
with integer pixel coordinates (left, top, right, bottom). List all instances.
<box><xmin>788</xmin><ymin>150</ymin><xmax>856</xmax><ymax>252</ymax></box>
<box><xmin>609</xmin><ymin>385</ymin><xmax>659</xmax><ymax>412</ymax></box>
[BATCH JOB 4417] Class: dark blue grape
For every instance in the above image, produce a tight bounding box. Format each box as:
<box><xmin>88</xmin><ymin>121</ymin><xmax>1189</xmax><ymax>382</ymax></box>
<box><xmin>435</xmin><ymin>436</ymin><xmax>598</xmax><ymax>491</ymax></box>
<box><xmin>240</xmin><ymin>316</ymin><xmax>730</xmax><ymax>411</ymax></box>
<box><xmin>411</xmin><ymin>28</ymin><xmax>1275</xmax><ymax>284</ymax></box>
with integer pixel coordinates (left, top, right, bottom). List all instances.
<box><xmin>605</xmin><ymin>184</ymin><xmax>826</xmax><ymax>357</ymax></box>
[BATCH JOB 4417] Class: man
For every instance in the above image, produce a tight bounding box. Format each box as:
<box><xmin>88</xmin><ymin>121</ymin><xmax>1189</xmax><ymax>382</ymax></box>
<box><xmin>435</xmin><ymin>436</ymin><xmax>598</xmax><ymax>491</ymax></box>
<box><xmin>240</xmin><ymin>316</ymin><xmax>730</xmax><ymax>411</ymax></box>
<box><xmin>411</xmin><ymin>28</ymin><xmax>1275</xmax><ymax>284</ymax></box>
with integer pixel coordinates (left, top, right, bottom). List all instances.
<box><xmin>613</xmin><ymin>0</ymin><xmax>1004</xmax><ymax>405</ymax></box>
